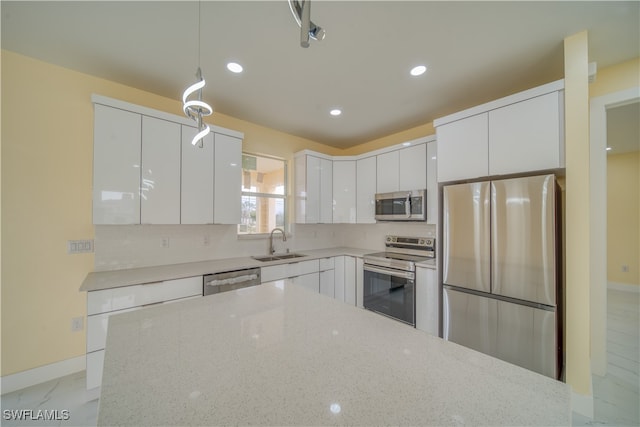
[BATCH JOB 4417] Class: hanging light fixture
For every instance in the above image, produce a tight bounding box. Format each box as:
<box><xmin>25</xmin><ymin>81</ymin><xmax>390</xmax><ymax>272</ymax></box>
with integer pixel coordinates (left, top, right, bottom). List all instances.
<box><xmin>288</xmin><ymin>0</ymin><xmax>325</xmax><ymax>48</ymax></box>
<box><xmin>183</xmin><ymin>1</ymin><xmax>213</xmax><ymax>148</ymax></box>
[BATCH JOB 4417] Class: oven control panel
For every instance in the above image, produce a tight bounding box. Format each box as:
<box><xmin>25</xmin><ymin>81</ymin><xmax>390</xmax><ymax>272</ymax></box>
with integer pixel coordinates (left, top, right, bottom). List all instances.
<box><xmin>385</xmin><ymin>235</ymin><xmax>435</xmax><ymax>257</ymax></box>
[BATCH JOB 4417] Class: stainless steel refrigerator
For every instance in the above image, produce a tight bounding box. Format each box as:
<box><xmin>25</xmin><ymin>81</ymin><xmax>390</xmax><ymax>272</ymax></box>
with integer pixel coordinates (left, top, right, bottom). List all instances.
<box><xmin>442</xmin><ymin>174</ymin><xmax>561</xmax><ymax>379</ymax></box>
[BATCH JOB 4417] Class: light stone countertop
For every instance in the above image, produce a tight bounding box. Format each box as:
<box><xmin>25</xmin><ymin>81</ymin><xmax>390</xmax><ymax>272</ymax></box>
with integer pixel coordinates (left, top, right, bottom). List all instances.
<box><xmin>80</xmin><ymin>247</ymin><xmax>377</xmax><ymax>292</ymax></box>
<box><xmin>98</xmin><ymin>280</ymin><xmax>570</xmax><ymax>426</ymax></box>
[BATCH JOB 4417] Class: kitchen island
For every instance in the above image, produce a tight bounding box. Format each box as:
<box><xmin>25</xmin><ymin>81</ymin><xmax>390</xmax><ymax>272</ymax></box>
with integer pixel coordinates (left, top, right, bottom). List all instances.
<box><xmin>98</xmin><ymin>280</ymin><xmax>570</xmax><ymax>426</ymax></box>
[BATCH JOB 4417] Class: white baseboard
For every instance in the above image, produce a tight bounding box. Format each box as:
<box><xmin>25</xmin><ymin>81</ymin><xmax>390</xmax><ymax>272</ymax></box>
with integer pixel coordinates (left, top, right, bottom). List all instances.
<box><xmin>1</xmin><ymin>355</ymin><xmax>86</xmax><ymax>395</ymax></box>
<box><xmin>608</xmin><ymin>281</ymin><xmax>640</xmax><ymax>293</ymax></box>
<box><xmin>572</xmin><ymin>389</ymin><xmax>594</xmax><ymax>419</ymax></box>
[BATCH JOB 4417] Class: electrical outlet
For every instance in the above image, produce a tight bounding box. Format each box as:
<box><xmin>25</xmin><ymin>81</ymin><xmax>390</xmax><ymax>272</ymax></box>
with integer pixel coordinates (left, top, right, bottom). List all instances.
<box><xmin>203</xmin><ymin>235</ymin><xmax>210</xmax><ymax>247</ymax></box>
<box><xmin>161</xmin><ymin>237</ymin><xmax>170</xmax><ymax>248</ymax></box>
<box><xmin>67</xmin><ymin>239</ymin><xmax>94</xmax><ymax>254</ymax></box>
<box><xmin>622</xmin><ymin>265</ymin><xmax>629</xmax><ymax>273</ymax></box>
<box><xmin>71</xmin><ymin>317</ymin><xmax>84</xmax><ymax>332</ymax></box>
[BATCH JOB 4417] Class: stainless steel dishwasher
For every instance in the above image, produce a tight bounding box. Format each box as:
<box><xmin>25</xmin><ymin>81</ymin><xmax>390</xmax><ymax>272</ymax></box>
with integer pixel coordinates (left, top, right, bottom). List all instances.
<box><xmin>203</xmin><ymin>267</ymin><xmax>261</xmax><ymax>296</ymax></box>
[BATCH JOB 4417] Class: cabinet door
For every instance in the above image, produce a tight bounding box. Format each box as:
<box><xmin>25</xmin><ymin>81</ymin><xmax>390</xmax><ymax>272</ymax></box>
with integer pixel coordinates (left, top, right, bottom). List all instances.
<box><xmin>426</xmin><ymin>141</ymin><xmax>437</xmax><ymax>224</ymax></box>
<box><xmin>181</xmin><ymin>126</ymin><xmax>214</xmax><ymax>224</ymax></box>
<box><xmin>334</xmin><ymin>256</ymin><xmax>345</xmax><ymax>302</ymax></box>
<box><xmin>436</xmin><ymin>113</ymin><xmax>489</xmax><ymax>182</ymax></box>
<box><xmin>319</xmin><ymin>158</ymin><xmax>333</xmax><ymax>223</ymax></box>
<box><xmin>416</xmin><ymin>266</ymin><xmax>439</xmax><ymax>336</ymax></box>
<box><xmin>332</xmin><ymin>161</ymin><xmax>356</xmax><ymax>223</ymax></box>
<box><xmin>141</xmin><ymin>116</ymin><xmax>181</xmax><ymax>224</ymax></box>
<box><xmin>305</xmin><ymin>156</ymin><xmax>321</xmax><ymax>223</ymax></box>
<box><xmin>489</xmin><ymin>92</ymin><xmax>563</xmax><ymax>175</ymax></box>
<box><xmin>356</xmin><ymin>156</ymin><xmax>377</xmax><ymax>223</ymax></box>
<box><xmin>344</xmin><ymin>256</ymin><xmax>357</xmax><ymax>306</ymax></box>
<box><xmin>376</xmin><ymin>150</ymin><xmax>399</xmax><ymax>193</ymax></box>
<box><xmin>399</xmin><ymin>143</ymin><xmax>427</xmax><ymax>191</ymax></box>
<box><xmin>356</xmin><ymin>257</ymin><xmax>364</xmax><ymax>308</ymax></box>
<box><xmin>319</xmin><ymin>269</ymin><xmax>335</xmax><ymax>297</ymax></box>
<box><xmin>294</xmin><ymin>155</ymin><xmax>307</xmax><ymax>224</ymax></box>
<box><xmin>214</xmin><ymin>133</ymin><xmax>242</xmax><ymax>224</ymax></box>
<box><xmin>292</xmin><ymin>272</ymin><xmax>319</xmax><ymax>293</ymax></box>
<box><xmin>93</xmin><ymin>104</ymin><xmax>141</xmax><ymax>225</ymax></box>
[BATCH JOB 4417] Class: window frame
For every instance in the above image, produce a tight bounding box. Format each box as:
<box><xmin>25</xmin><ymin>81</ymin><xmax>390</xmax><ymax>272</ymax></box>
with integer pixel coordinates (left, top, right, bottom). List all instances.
<box><xmin>237</xmin><ymin>152</ymin><xmax>288</xmax><ymax>238</ymax></box>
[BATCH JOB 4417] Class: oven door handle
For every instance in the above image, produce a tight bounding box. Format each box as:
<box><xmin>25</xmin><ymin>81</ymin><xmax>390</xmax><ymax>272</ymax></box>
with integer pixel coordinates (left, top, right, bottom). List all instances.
<box><xmin>364</xmin><ymin>265</ymin><xmax>415</xmax><ymax>280</ymax></box>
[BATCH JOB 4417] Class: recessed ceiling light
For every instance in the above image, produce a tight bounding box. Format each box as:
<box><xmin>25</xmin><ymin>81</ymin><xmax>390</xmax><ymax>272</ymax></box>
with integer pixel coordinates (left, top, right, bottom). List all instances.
<box><xmin>330</xmin><ymin>109</ymin><xmax>342</xmax><ymax>116</ymax></box>
<box><xmin>606</xmin><ymin>146</ymin><xmax>612</xmax><ymax>151</ymax></box>
<box><xmin>227</xmin><ymin>62</ymin><xmax>243</xmax><ymax>73</ymax></box>
<box><xmin>410</xmin><ymin>65</ymin><xmax>427</xmax><ymax>76</ymax></box>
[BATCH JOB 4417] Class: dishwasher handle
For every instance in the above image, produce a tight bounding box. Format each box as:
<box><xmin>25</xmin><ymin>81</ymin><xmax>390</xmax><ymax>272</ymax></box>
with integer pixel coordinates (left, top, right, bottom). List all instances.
<box><xmin>204</xmin><ymin>268</ymin><xmax>262</xmax><ymax>295</ymax></box>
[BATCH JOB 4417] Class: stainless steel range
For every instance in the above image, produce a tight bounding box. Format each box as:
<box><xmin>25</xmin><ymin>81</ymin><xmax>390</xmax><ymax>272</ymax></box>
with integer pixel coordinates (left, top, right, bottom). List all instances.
<box><xmin>363</xmin><ymin>235</ymin><xmax>435</xmax><ymax>326</ymax></box>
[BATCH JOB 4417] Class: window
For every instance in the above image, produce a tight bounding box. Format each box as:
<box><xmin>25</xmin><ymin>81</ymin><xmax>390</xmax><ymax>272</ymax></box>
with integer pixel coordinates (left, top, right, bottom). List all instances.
<box><xmin>238</xmin><ymin>153</ymin><xmax>287</xmax><ymax>235</ymax></box>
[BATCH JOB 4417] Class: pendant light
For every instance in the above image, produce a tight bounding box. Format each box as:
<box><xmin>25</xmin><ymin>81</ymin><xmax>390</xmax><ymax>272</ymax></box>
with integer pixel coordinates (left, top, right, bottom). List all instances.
<box><xmin>288</xmin><ymin>0</ymin><xmax>325</xmax><ymax>48</ymax></box>
<box><xmin>182</xmin><ymin>1</ymin><xmax>213</xmax><ymax>148</ymax></box>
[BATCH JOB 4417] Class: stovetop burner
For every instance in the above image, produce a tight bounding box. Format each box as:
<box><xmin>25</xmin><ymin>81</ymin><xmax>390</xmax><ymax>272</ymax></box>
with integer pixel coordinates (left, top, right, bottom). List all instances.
<box><xmin>363</xmin><ymin>235</ymin><xmax>435</xmax><ymax>272</ymax></box>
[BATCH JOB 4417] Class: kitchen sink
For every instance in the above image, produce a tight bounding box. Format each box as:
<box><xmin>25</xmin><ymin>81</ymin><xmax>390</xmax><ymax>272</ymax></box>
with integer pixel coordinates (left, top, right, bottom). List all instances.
<box><xmin>251</xmin><ymin>253</ymin><xmax>307</xmax><ymax>262</ymax></box>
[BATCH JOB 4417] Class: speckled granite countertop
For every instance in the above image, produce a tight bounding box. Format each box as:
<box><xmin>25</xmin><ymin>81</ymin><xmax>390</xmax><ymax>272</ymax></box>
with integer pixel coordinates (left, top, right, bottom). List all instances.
<box><xmin>80</xmin><ymin>247</ymin><xmax>377</xmax><ymax>292</ymax></box>
<box><xmin>98</xmin><ymin>280</ymin><xmax>570</xmax><ymax>426</ymax></box>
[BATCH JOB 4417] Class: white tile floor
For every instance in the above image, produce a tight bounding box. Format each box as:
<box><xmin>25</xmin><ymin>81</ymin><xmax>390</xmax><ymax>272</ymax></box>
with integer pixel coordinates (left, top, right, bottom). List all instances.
<box><xmin>573</xmin><ymin>288</ymin><xmax>640</xmax><ymax>426</ymax></box>
<box><xmin>2</xmin><ymin>287</ymin><xmax>637</xmax><ymax>427</ymax></box>
<box><xmin>1</xmin><ymin>371</ymin><xmax>98</xmax><ymax>427</ymax></box>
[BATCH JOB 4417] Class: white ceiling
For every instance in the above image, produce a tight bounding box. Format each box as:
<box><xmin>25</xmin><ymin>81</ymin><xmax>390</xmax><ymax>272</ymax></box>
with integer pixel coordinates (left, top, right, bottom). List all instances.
<box><xmin>2</xmin><ymin>1</ymin><xmax>639</xmax><ymax>148</ymax></box>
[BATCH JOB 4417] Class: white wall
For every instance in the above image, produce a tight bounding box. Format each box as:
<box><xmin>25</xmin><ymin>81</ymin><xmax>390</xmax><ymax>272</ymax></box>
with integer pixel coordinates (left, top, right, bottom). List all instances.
<box><xmin>95</xmin><ymin>223</ymin><xmax>437</xmax><ymax>270</ymax></box>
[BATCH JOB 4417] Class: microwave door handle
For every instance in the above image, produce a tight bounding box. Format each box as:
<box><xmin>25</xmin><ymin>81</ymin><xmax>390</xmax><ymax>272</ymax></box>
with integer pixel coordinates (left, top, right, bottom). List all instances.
<box><xmin>405</xmin><ymin>193</ymin><xmax>411</xmax><ymax>218</ymax></box>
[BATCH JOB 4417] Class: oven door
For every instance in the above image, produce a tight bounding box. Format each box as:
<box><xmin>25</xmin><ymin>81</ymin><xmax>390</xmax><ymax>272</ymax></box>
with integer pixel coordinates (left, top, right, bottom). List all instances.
<box><xmin>363</xmin><ymin>264</ymin><xmax>415</xmax><ymax>326</ymax></box>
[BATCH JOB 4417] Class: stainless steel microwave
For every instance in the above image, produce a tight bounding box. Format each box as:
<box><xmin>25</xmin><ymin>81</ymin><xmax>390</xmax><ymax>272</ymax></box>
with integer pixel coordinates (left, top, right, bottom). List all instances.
<box><xmin>375</xmin><ymin>190</ymin><xmax>427</xmax><ymax>221</ymax></box>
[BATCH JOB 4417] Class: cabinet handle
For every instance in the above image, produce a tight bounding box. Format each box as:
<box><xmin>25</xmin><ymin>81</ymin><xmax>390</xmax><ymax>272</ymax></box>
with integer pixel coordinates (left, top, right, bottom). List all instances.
<box><xmin>142</xmin><ymin>301</ymin><xmax>163</xmax><ymax>308</ymax></box>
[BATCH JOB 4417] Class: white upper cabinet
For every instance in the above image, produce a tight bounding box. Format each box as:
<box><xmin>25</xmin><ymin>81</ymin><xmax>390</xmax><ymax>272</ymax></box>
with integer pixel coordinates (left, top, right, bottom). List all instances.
<box><xmin>376</xmin><ymin>150</ymin><xmax>400</xmax><ymax>193</ymax></box>
<box><xmin>140</xmin><ymin>116</ymin><xmax>181</xmax><ymax>224</ymax></box>
<box><xmin>356</xmin><ymin>156</ymin><xmax>376</xmax><ymax>223</ymax></box>
<box><xmin>181</xmin><ymin>126</ymin><xmax>214</xmax><ymax>224</ymax></box>
<box><xmin>399</xmin><ymin>143</ymin><xmax>427</xmax><ymax>191</ymax></box>
<box><xmin>213</xmin><ymin>133</ymin><xmax>242</xmax><ymax>224</ymax></box>
<box><xmin>435</xmin><ymin>80</ymin><xmax>564</xmax><ymax>182</ymax></box>
<box><xmin>332</xmin><ymin>160</ymin><xmax>356</xmax><ymax>223</ymax></box>
<box><xmin>93</xmin><ymin>104</ymin><xmax>141</xmax><ymax>225</ymax></box>
<box><xmin>426</xmin><ymin>141</ymin><xmax>438</xmax><ymax>224</ymax></box>
<box><xmin>436</xmin><ymin>113</ymin><xmax>489</xmax><ymax>182</ymax></box>
<box><xmin>319</xmin><ymin>158</ymin><xmax>333</xmax><ymax>223</ymax></box>
<box><xmin>295</xmin><ymin>153</ymin><xmax>333</xmax><ymax>224</ymax></box>
<box><xmin>488</xmin><ymin>91</ymin><xmax>563</xmax><ymax>175</ymax></box>
<box><xmin>92</xmin><ymin>95</ymin><xmax>243</xmax><ymax>225</ymax></box>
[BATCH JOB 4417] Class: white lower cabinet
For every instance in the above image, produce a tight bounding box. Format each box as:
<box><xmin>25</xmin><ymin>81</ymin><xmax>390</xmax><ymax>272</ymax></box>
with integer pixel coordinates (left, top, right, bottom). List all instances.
<box><xmin>416</xmin><ymin>266</ymin><xmax>439</xmax><ymax>336</ymax></box>
<box><xmin>261</xmin><ymin>260</ymin><xmax>320</xmax><ymax>283</ymax></box>
<box><xmin>319</xmin><ymin>257</ymin><xmax>335</xmax><ymax>297</ymax></box>
<box><xmin>292</xmin><ymin>272</ymin><xmax>320</xmax><ymax>293</ymax></box>
<box><xmin>356</xmin><ymin>257</ymin><xmax>364</xmax><ymax>308</ymax></box>
<box><xmin>334</xmin><ymin>256</ymin><xmax>357</xmax><ymax>305</ymax></box>
<box><xmin>86</xmin><ymin>276</ymin><xmax>203</xmax><ymax>390</ymax></box>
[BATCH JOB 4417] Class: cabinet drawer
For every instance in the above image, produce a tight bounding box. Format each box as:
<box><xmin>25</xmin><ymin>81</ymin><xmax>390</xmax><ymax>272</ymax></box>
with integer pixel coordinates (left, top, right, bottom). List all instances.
<box><xmin>289</xmin><ymin>259</ymin><xmax>320</xmax><ymax>277</ymax></box>
<box><xmin>319</xmin><ymin>257</ymin><xmax>335</xmax><ymax>271</ymax></box>
<box><xmin>87</xmin><ymin>307</ymin><xmax>140</xmax><ymax>353</ymax></box>
<box><xmin>87</xmin><ymin>276</ymin><xmax>202</xmax><ymax>315</ymax></box>
<box><xmin>261</xmin><ymin>260</ymin><xmax>320</xmax><ymax>283</ymax></box>
<box><xmin>261</xmin><ymin>264</ymin><xmax>289</xmax><ymax>282</ymax></box>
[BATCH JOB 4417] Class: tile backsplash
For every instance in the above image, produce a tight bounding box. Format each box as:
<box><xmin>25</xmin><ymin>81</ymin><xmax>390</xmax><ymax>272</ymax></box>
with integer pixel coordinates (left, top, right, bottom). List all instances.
<box><xmin>95</xmin><ymin>223</ymin><xmax>436</xmax><ymax>271</ymax></box>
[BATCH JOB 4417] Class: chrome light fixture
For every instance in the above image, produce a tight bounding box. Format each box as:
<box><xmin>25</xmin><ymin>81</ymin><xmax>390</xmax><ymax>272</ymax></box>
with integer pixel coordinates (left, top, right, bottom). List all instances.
<box><xmin>183</xmin><ymin>2</ymin><xmax>213</xmax><ymax>148</ymax></box>
<box><xmin>288</xmin><ymin>0</ymin><xmax>325</xmax><ymax>48</ymax></box>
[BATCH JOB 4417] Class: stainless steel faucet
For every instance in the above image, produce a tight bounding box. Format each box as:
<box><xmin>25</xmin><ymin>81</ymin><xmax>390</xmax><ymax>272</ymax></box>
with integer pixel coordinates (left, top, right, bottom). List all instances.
<box><xmin>269</xmin><ymin>228</ymin><xmax>287</xmax><ymax>255</ymax></box>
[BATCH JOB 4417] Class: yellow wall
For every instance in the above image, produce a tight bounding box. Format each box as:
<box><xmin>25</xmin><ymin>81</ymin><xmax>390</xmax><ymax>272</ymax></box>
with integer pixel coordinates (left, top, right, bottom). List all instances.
<box><xmin>607</xmin><ymin>151</ymin><xmax>640</xmax><ymax>285</ymax></box>
<box><xmin>0</xmin><ymin>50</ymin><xmax>338</xmax><ymax>376</ymax></box>
<box><xmin>590</xmin><ymin>58</ymin><xmax>640</xmax><ymax>98</ymax></box>
<box><xmin>341</xmin><ymin>123</ymin><xmax>435</xmax><ymax>156</ymax></box>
